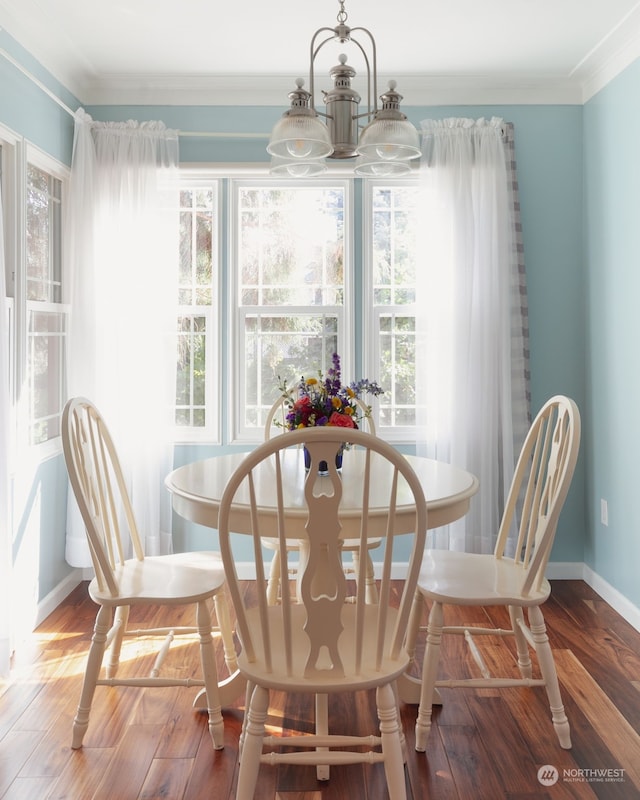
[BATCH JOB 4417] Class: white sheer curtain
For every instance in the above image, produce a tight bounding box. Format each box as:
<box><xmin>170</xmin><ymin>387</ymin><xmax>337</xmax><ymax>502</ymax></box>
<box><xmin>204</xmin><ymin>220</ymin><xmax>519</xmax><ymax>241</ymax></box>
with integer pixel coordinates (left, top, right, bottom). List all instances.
<box><xmin>0</xmin><ymin>182</ymin><xmax>12</xmax><ymax>675</ymax></box>
<box><xmin>65</xmin><ymin>111</ymin><xmax>179</xmax><ymax>566</ymax></box>
<box><xmin>417</xmin><ymin>117</ymin><xmax>529</xmax><ymax>553</ymax></box>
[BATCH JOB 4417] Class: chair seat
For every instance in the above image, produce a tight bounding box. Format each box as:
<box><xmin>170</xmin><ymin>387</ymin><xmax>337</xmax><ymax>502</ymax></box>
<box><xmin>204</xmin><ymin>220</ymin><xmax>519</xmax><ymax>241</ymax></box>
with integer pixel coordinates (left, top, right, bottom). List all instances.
<box><xmin>89</xmin><ymin>551</ymin><xmax>227</xmax><ymax>606</ymax></box>
<box><xmin>238</xmin><ymin>602</ymin><xmax>410</xmax><ymax>694</ymax></box>
<box><xmin>418</xmin><ymin>550</ymin><xmax>551</xmax><ymax>607</ymax></box>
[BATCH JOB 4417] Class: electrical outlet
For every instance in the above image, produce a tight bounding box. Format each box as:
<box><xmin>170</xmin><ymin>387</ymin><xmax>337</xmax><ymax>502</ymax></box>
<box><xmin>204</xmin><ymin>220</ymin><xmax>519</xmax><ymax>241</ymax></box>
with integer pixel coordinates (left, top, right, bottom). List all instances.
<box><xmin>600</xmin><ymin>499</ymin><xmax>609</xmax><ymax>526</ymax></box>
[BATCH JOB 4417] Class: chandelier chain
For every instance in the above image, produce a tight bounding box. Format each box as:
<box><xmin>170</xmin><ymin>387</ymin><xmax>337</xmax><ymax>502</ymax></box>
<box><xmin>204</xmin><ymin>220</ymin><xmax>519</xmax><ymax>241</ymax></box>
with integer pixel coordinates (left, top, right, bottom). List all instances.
<box><xmin>337</xmin><ymin>0</ymin><xmax>348</xmax><ymax>25</ymax></box>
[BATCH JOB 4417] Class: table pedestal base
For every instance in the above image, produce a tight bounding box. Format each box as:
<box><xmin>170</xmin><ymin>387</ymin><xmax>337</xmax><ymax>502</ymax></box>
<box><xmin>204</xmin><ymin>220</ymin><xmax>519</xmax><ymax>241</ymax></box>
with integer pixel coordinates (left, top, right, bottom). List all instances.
<box><xmin>192</xmin><ymin>669</ymin><xmax>246</xmax><ymax>709</ymax></box>
<box><xmin>398</xmin><ymin>673</ymin><xmax>443</xmax><ymax>706</ymax></box>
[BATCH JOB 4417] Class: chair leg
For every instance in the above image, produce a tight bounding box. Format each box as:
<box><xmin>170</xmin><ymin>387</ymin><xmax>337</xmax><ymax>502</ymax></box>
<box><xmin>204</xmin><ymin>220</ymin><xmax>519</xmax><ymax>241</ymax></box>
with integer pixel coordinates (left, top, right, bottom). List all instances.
<box><xmin>528</xmin><ymin>605</ymin><xmax>572</xmax><ymax>749</ymax></box>
<box><xmin>392</xmin><ymin>680</ymin><xmax>408</xmax><ymax>764</ymax></box>
<box><xmin>213</xmin><ymin>590</ymin><xmax>238</xmax><ymax>675</ymax></box>
<box><xmin>197</xmin><ymin>599</ymin><xmax>225</xmax><ymax>750</ymax></box>
<box><xmin>363</xmin><ymin>552</ymin><xmax>378</xmax><ymax>604</ymax></box>
<box><xmin>72</xmin><ymin>603</ymin><xmax>111</xmax><ymax>749</ymax></box>
<box><xmin>106</xmin><ymin>605</ymin><xmax>129</xmax><ymax>678</ymax></box>
<box><xmin>351</xmin><ymin>550</ymin><xmax>379</xmax><ymax>604</ymax></box>
<box><xmin>266</xmin><ymin>550</ymin><xmax>282</xmax><ymax>606</ymax></box>
<box><xmin>237</xmin><ymin>684</ymin><xmax>268</xmax><ymax>800</ymax></box>
<box><xmin>415</xmin><ymin>601</ymin><xmax>443</xmax><ymax>752</ymax></box>
<box><xmin>239</xmin><ymin>680</ymin><xmax>255</xmax><ymax>760</ymax></box>
<box><xmin>315</xmin><ymin>693</ymin><xmax>330</xmax><ymax>781</ymax></box>
<box><xmin>509</xmin><ymin>605</ymin><xmax>532</xmax><ymax>679</ymax></box>
<box><xmin>377</xmin><ymin>682</ymin><xmax>407</xmax><ymax>800</ymax></box>
<box><xmin>404</xmin><ymin>587</ymin><xmax>424</xmax><ymax>664</ymax></box>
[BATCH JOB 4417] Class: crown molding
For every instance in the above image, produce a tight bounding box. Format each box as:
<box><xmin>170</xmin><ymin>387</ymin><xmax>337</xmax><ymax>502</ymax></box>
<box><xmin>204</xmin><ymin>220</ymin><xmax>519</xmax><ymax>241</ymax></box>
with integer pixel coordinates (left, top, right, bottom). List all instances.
<box><xmin>80</xmin><ymin>72</ymin><xmax>584</xmax><ymax>107</ymax></box>
<box><xmin>575</xmin><ymin>7</ymin><xmax>640</xmax><ymax>102</ymax></box>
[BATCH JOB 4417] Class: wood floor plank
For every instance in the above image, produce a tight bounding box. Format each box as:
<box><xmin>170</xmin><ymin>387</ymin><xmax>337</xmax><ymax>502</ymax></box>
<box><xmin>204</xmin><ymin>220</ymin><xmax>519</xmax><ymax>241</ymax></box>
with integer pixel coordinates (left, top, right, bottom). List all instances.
<box><xmin>90</xmin><ymin>724</ymin><xmax>161</xmax><ymax>800</ymax></box>
<box><xmin>466</xmin><ymin>695</ymin><xmax>541</xmax><ymax>794</ymax></box>
<box><xmin>18</xmin><ymin>706</ymin><xmax>78</xmax><ymax>778</ymax></box>
<box><xmin>153</xmin><ymin>689</ymin><xmax>208</xmax><ymax>760</ymax></box>
<box><xmin>437</xmin><ymin>723</ymin><xmax>507</xmax><ymax>800</ymax></box>
<box><xmin>0</xmin><ymin>682</ymin><xmax>45</xmax><ymax>740</ymax></box>
<box><xmin>138</xmin><ymin>757</ymin><xmax>194</xmax><ymax>800</ymax></box>
<box><xmin>43</xmin><ymin>746</ymin><xmax>116</xmax><ymax>800</ymax></box>
<box><xmin>0</xmin><ymin>730</ymin><xmax>46</xmax><ymax>797</ymax></box>
<box><xmin>182</xmin><ymin>709</ymin><xmax>243</xmax><ymax>800</ymax></box>
<box><xmin>554</xmin><ymin>648</ymin><xmax>640</xmax><ymax>793</ymax></box>
<box><xmin>0</xmin><ymin>776</ymin><xmax>54</xmax><ymax>799</ymax></box>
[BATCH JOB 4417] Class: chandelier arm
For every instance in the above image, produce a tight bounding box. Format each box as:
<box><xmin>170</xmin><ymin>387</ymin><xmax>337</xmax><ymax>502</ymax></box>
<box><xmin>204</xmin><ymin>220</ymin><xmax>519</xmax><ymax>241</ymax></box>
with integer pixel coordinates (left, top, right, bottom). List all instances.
<box><xmin>309</xmin><ymin>28</ymin><xmax>341</xmax><ymax>111</ymax></box>
<box><xmin>347</xmin><ymin>27</ymin><xmax>378</xmax><ymax>116</ymax></box>
<box><xmin>341</xmin><ymin>37</ymin><xmax>373</xmax><ymax>121</ymax></box>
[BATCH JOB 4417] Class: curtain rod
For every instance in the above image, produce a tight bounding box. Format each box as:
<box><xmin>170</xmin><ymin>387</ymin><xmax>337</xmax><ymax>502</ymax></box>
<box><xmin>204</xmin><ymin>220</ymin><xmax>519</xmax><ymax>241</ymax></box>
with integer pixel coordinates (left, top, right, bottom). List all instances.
<box><xmin>0</xmin><ymin>47</ymin><xmax>272</xmax><ymax>140</ymax></box>
<box><xmin>178</xmin><ymin>131</ymin><xmax>269</xmax><ymax>138</ymax></box>
<box><xmin>0</xmin><ymin>45</ymin><xmax>76</xmax><ymax>118</ymax></box>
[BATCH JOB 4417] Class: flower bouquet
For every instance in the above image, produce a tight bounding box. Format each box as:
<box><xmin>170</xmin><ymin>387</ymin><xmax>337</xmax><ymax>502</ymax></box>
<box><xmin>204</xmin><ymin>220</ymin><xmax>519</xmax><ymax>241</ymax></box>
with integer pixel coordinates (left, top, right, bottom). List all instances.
<box><xmin>277</xmin><ymin>353</ymin><xmax>384</xmax><ymax>472</ymax></box>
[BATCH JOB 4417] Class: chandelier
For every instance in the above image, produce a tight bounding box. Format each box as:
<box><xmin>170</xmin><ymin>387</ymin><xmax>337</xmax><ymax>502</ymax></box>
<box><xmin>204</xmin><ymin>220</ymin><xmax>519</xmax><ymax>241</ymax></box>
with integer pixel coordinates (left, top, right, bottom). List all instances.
<box><xmin>267</xmin><ymin>0</ymin><xmax>420</xmax><ymax>177</ymax></box>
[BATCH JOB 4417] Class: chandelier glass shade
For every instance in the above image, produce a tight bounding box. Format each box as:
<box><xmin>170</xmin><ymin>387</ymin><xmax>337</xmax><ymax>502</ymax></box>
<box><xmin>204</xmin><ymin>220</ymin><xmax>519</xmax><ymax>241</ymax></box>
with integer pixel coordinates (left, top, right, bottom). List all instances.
<box><xmin>267</xmin><ymin>1</ymin><xmax>420</xmax><ymax>176</ymax></box>
<box><xmin>352</xmin><ymin>157</ymin><xmax>412</xmax><ymax>177</ymax></box>
<box><xmin>269</xmin><ymin>155</ymin><xmax>328</xmax><ymax>177</ymax></box>
<box><xmin>267</xmin><ymin>80</ymin><xmax>333</xmax><ymax>161</ymax></box>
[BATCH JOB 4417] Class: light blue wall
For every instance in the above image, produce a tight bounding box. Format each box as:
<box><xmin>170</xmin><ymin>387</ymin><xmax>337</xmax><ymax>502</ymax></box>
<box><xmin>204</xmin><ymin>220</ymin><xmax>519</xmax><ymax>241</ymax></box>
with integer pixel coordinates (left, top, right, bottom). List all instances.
<box><xmin>584</xmin><ymin>59</ymin><xmax>640</xmax><ymax>608</ymax></box>
<box><xmin>3</xmin><ymin>28</ymin><xmax>619</xmax><ymax>608</ymax></box>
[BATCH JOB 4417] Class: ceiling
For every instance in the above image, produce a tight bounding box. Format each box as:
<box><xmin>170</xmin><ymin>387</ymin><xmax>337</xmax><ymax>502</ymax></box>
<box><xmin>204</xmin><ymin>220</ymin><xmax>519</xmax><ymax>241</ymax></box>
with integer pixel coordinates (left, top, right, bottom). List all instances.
<box><xmin>2</xmin><ymin>0</ymin><xmax>640</xmax><ymax>105</ymax></box>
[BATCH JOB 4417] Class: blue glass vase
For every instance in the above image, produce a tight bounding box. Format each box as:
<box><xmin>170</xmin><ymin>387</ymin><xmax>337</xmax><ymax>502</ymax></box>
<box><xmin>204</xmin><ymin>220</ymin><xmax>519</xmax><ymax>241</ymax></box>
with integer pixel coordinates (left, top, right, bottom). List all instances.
<box><xmin>304</xmin><ymin>445</ymin><xmax>343</xmax><ymax>475</ymax></box>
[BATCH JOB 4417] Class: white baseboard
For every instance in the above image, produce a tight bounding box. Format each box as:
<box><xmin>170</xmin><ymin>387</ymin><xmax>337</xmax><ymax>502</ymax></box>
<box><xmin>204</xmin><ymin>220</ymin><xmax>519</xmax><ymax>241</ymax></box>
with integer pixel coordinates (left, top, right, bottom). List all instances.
<box><xmin>545</xmin><ymin>561</ymin><xmax>585</xmax><ymax>580</ymax></box>
<box><xmin>546</xmin><ymin>561</ymin><xmax>640</xmax><ymax>633</ymax></box>
<box><xmin>581</xmin><ymin>564</ymin><xmax>640</xmax><ymax>633</ymax></box>
<box><xmin>35</xmin><ymin>569</ymin><xmax>84</xmax><ymax>627</ymax></box>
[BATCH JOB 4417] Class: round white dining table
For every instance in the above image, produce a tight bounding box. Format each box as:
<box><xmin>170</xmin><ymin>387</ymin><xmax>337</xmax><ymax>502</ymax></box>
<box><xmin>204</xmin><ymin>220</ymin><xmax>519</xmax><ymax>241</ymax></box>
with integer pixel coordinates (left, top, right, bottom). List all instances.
<box><xmin>165</xmin><ymin>446</ymin><xmax>479</xmax><ymax>706</ymax></box>
<box><xmin>166</xmin><ymin>447</ymin><xmax>479</xmax><ymax>536</ymax></box>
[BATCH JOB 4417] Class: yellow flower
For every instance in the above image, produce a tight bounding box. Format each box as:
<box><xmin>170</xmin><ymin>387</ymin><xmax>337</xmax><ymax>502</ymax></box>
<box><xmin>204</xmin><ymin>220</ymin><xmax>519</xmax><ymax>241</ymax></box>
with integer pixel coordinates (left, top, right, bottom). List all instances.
<box><xmin>346</xmin><ymin>387</ymin><xmax>355</xmax><ymax>398</ymax></box>
<box><xmin>332</xmin><ymin>397</ymin><xmax>342</xmax><ymax>409</ymax></box>
<box><xmin>306</xmin><ymin>377</ymin><xmax>318</xmax><ymax>386</ymax></box>
<box><xmin>345</xmin><ymin>406</ymin><xmax>354</xmax><ymax>416</ymax></box>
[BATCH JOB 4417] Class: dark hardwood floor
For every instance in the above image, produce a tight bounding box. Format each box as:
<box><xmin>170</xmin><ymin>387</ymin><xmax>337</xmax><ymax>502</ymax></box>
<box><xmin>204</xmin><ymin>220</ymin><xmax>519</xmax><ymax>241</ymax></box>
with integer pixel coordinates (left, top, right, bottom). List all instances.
<box><xmin>1</xmin><ymin>579</ymin><xmax>639</xmax><ymax>799</ymax></box>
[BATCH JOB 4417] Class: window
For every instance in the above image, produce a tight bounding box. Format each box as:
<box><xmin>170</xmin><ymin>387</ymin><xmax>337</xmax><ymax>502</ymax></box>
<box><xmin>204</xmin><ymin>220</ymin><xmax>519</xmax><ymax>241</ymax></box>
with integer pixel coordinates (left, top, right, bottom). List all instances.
<box><xmin>174</xmin><ymin>171</ymin><xmax>422</xmax><ymax>445</ymax></box>
<box><xmin>232</xmin><ymin>181</ymin><xmax>348</xmax><ymax>441</ymax></box>
<box><xmin>175</xmin><ymin>182</ymin><xmax>219</xmax><ymax>438</ymax></box>
<box><xmin>24</xmin><ymin>155</ymin><xmax>68</xmax><ymax>447</ymax></box>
